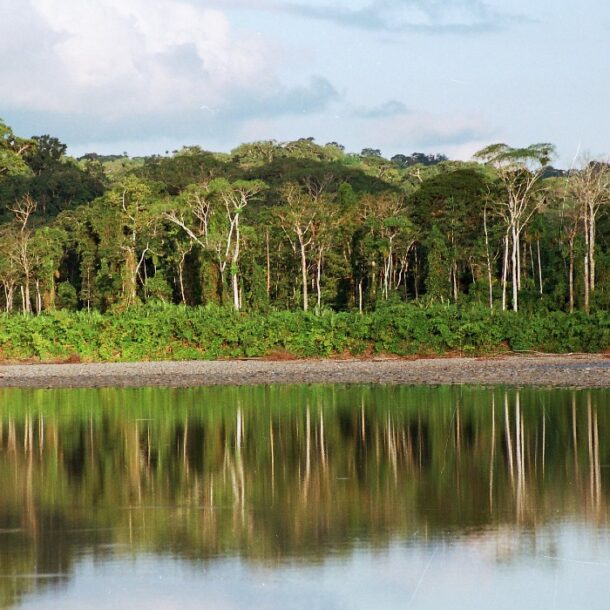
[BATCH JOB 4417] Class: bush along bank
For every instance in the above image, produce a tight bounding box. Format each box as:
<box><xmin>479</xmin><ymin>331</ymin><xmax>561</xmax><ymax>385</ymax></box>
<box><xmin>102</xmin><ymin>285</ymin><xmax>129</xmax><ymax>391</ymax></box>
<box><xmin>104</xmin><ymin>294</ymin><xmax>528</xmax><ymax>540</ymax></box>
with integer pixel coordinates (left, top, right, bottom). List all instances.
<box><xmin>0</xmin><ymin>303</ymin><xmax>609</xmax><ymax>362</ymax></box>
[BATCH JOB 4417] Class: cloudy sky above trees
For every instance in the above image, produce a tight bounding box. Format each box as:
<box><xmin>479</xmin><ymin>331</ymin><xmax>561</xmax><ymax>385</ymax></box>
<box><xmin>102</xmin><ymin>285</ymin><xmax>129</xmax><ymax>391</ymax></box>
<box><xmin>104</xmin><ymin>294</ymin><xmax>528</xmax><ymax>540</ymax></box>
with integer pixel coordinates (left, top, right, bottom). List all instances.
<box><xmin>0</xmin><ymin>0</ymin><xmax>608</xmax><ymax>164</ymax></box>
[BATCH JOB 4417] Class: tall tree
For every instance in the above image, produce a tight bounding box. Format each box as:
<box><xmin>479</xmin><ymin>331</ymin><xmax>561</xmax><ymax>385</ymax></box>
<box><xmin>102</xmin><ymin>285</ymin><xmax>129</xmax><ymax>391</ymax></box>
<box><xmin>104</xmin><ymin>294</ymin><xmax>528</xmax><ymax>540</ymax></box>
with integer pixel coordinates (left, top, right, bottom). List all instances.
<box><xmin>104</xmin><ymin>177</ymin><xmax>159</xmax><ymax>307</ymax></box>
<box><xmin>217</xmin><ymin>179</ymin><xmax>265</xmax><ymax>310</ymax></box>
<box><xmin>475</xmin><ymin>143</ymin><xmax>555</xmax><ymax>311</ymax></box>
<box><xmin>566</xmin><ymin>160</ymin><xmax>610</xmax><ymax>312</ymax></box>
<box><xmin>165</xmin><ymin>179</ymin><xmax>264</xmax><ymax>309</ymax></box>
<box><xmin>275</xmin><ymin>183</ymin><xmax>318</xmax><ymax>312</ymax></box>
<box><xmin>8</xmin><ymin>194</ymin><xmax>37</xmax><ymax>312</ymax></box>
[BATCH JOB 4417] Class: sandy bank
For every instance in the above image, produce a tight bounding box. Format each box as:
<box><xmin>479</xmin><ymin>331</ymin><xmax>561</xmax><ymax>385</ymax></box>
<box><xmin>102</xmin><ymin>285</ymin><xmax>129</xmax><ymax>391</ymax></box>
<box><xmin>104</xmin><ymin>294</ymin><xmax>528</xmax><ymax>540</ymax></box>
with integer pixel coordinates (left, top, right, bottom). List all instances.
<box><xmin>0</xmin><ymin>354</ymin><xmax>609</xmax><ymax>389</ymax></box>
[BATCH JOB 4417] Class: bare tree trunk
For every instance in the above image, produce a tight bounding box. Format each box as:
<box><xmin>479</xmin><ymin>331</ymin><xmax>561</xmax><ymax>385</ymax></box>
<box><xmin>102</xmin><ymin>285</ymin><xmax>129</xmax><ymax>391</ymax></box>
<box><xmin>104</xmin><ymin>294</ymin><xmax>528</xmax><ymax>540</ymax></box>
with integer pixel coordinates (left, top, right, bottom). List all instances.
<box><xmin>412</xmin><ymin>251</ymin><xmax>419</xmax><ymax>300</ymax></box>
<box><xmin>232</xmin><ymin>273</ymin><xmax>240</xmax><ymax>310</ymax></box>
<box><xmin>589</xmin><ymin>202</ymin><xmax>596</xmax><ymax>294</ymax></box>
<box><xmin>516</xmin><ymin>229</ymin><xmax>522</xmax><ymax>291</ymax></box>
<box><xmin>584</xmin><ymin>210</ymin><xmax>590</xmax><ymax>313</ymax></box>
<box><xmin>20</xmin><ymin>285</ymin><xmax>26</xmax><ymax>314</ymax></box>
<box><xmin>501</xmin><ymin>234</ymin><xmax>509</xmax><ymax>311</ymax></box>
<box><xmin>24</xmin><ymin>267</ymin><xmax>33</xmax><ymax>314</ymax></box>
<box><xmin>24</xmin><ymin>278</ymin><xmax>31</xmax><ymax>313</ymax></box>
<box><xmin>568</xmin><ymin>239</ymin><xmax>575</xmax><ymax>313</ymax></box>
<box><xmin>537</xmin><ymin>239</ymin><xmax>543</xmax><ymax>295</ymax></box>
<box><xmin>265</xmin><ymin>229</ymin><xmax>271</xmax><ymax>299</ymax></box>
<box><xmin>231</xmin><ymin>217</ymin><xmax>241</xmax><ymax>311</ymax></box>
<box><xmin>4</xmin><ymin>283</ymin><xmax>14</xmax><ymax>313</ymax></box>
<box><xmin>178</xmin><ymin>252</ymin><xmax>187</xmax><ymax>305</ymax></box>
<box><xmin>484</xmin><ymin>207</ymin><xmax>494</xmax><ymax>310</ymax></box>
<box><xmin>316</xmin><ymin>250</ymin><xmax>322</xmax><ymax>312</ymax></box>
<box><xmin>511</xmin><ymin>225</ymin><xmax>519</xmax><ymax>311</ymax></box>
<box><xmin>358</xmin><ymin>280</ymin><xmax>363</xmax><ymax>314</ymax></box>
<box><xmin>299</xmin><ymin>238</ymin><xmax>308</xmax><ymax>312</ymax></box>
<box><xmin>35</xmin><ymin>280</ymin><xmax>42</xmax><ymax>315</ymax></box>
<box><xmin>383</xmin><ymin>246</ymin><xmax>392</xmax><ymax>300</ymax></box>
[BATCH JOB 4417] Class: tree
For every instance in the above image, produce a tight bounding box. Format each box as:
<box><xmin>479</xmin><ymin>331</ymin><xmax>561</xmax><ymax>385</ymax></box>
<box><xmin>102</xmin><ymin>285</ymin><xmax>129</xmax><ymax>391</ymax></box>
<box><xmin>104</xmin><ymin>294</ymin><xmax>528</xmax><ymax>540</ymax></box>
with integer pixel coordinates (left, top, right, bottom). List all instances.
<box><xmin>24</xmin><ymin>135</ymin><xmax>67</xmax><ymax>174</ymax></box>
<box><xmin>231</xmin><ymin>141</ymin><xmax>281</xmax><ymax>167</ymax></box>
<box><xmin>0</xmin><ymin>227</ymin><xmax>19</xmax><ymax>311</ymax></box>
<box><xmin>361</xmin><ymin>148</ymin><xmax>382</xmax><ymax>158</ymax></box>
<box><xmin>139</xmin><ymin>146</ymin><xmax>225</xmax><ymax>195</ymax></box>
<box><xmin>359</xmin><ymin>193</ymin><xmax>416</xmax><ymax>302</ymax></box>
<box><xmin>475</xmin><ymin>143</ymin><xmax>555</xmax><ymax>311</ymax></box>
<box><xmin>29</xmin><ymin>225</ymin><xmax>66</xmax><ymax>312</ymax></box>
<box><xmin>566</xmin><ymin>159</ymin><xmax>610</xmax><ymax>312</ymax></box>
<box><xmin>8</xmin><ymin>194</ymin><xmax>37</xmax><ymax>312</ymax></box>
<box><xmin>391</xmin><ymin>153</ymin><xmax>448</xmax><ymax>168</ymax></box>
<box><xmin>217</xmin><ymin>179</ymin><xmax>265</xmax><ymax>310</ymax></box>
<box><xmin>104</xmin><ymin>177</ymin><xmax>159</xmax><ymax>307</ymax></box>
<box><xmin>424</xmin><ymin>225</ymin><xmax>451</xmax><ymax>303</ymax></box>
<box><xmin>545</xmin><ymin>177</ymin><xmax>580</xmax><ymax>312</ymax></box>
<box><xmin>165</xmin><ymin>179</ymin><xmax>264</xmax><ymax>310</ymax></box>
<box><xmin>410</xmin><ymin>166</ymin><xmax>491</xmax><ymax>304</ymax></box>
<box><xmin>0</xmin><ymin>120</ymin><xmax>32</xmax><ymax>177</ymax></box>
<box><xmin>275</xmin><ymin>183</ymin><xmax>318</xmax><ymax>312</ymax></box>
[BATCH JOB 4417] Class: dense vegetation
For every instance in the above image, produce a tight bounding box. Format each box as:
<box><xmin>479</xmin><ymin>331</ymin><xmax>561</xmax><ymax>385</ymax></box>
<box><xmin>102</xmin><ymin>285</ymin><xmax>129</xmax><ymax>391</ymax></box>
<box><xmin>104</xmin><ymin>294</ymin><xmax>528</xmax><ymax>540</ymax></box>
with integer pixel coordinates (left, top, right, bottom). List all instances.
<box><xmin>1</xmin><ymin>119</ymin><xmax>609</xmax><ymax>358</ymax></box>
<box><xmin>1</xmin><ymin>303</ymin><xmax>609</xmax><ymax>361</ymax></box>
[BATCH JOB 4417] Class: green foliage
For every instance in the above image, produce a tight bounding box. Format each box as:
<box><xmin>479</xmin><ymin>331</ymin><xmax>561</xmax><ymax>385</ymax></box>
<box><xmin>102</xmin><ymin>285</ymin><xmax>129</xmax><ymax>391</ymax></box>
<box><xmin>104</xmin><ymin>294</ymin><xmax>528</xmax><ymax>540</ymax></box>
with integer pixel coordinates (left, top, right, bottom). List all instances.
<box><xmin>0</xmin><ymin>303</ymin><xmax>607</xmax><ymax>362</ymax></box>
<box><xmin>0</xmin><ymin>120</ymin><xmax>32</xmax><ymax>178</ymax></box>
<box><xmin>0</xmin><ymin>119</ymin><xmax>608</xmax><ymax>323</ymax></box>
<box><xmin>56</xmin><ymin>281</ymin><xmax>78</xmax><ymax>311</ymax></box>
<box><xmin>144</xmin><ymin>272</ymin><xmax>172</xmax><ymax>302</ymax></box>
<box><xmin>424</xmin><ymin>225</ymin><xmax>451</xmax><ymax>303</ymax></box>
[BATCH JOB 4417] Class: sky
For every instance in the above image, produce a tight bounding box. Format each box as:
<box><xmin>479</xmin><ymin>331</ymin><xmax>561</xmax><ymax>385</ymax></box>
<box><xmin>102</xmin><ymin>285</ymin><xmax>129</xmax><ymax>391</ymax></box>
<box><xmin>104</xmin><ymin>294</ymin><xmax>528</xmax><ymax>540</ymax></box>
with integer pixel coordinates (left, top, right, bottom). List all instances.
<box><xmin>0</xmin><ymin>0</ymin><xmax>608</xmax><ymax>165</ymax></box>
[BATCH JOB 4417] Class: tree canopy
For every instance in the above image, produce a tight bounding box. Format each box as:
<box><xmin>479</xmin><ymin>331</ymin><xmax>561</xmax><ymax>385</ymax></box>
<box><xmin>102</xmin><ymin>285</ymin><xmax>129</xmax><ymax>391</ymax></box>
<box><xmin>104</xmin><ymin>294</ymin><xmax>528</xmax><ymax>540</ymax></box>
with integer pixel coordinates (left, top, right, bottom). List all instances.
<box><xmin>0</xmin><ymin>119</ymin><xmax>608</xmax><ymax>316</ymax></box>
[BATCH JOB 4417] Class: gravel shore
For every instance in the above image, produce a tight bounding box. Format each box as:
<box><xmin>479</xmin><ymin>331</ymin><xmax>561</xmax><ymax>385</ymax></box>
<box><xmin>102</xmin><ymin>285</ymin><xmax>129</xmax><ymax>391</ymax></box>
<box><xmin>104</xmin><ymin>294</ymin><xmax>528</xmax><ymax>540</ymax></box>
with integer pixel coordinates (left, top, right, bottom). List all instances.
<box><xmin>0</xmin><ymin>354</ymin><xmax>609</xmax><ymax>388</ymax></box>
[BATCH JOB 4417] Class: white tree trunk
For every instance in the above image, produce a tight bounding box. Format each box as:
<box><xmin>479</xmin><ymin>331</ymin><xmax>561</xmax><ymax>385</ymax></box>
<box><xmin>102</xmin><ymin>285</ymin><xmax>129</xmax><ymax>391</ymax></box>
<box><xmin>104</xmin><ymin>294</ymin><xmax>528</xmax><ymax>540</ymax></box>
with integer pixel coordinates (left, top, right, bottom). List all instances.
<box><xmin>299</xmin><ymin>237</ymin><xmax>308</xmax><ymax>312</ymax></box>
<box><xmin>511</xmin><ymin>225</ymin><xmax>519</xmax><ymax>312</ymax></box>
<box><xmin>484</xmin><ymin>207</ymin><xmax>494</xmax><ymax>310</ymax></box>
<box><xmin>501</xmin><ymin>234</ymin><xmax>509</xmax><ymax>311</ymax></box>
<box><xmin>584</xmin><ymin>209</ymin><xmax>590</xmax><ymax>313</ymax></box>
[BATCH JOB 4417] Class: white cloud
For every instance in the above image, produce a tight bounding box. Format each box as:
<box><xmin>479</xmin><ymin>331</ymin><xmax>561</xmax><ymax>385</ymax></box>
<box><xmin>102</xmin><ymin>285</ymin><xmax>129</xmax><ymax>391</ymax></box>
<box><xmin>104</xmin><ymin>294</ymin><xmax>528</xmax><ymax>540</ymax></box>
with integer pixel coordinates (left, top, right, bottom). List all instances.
<box><xmin>0</xmin><ymin>0</ymin><xmax>501</xmax><ymax>159</ymax></box>
<box><xmin>268</xmin><ymin>0</ymin><xmax>526</xmax><ymax>34</ymax></box>
<box><xmin>0</xmin><ymin>0</ymin><xmax>275</xmax><ymax>117</ymax></box>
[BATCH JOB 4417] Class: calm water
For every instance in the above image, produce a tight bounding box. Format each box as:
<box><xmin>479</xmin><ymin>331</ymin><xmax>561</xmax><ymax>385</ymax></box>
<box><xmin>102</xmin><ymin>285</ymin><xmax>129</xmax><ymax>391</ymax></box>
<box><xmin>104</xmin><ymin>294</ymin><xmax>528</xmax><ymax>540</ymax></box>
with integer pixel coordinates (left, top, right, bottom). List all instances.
<box><xmin>0</xmin><ymin>385</ymin><xmax>609</xmax><ymax>609</ymax></box>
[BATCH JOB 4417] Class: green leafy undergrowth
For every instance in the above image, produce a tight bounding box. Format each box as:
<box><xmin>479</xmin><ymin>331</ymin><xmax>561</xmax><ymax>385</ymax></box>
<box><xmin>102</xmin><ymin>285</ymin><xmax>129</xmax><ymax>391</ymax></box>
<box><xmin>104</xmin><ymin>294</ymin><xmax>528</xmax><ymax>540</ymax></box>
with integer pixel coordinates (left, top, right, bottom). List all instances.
<box><xmin>0</xmin><ymin>303</ymin><xmax>607</xmax><ymax>362</ymax></box>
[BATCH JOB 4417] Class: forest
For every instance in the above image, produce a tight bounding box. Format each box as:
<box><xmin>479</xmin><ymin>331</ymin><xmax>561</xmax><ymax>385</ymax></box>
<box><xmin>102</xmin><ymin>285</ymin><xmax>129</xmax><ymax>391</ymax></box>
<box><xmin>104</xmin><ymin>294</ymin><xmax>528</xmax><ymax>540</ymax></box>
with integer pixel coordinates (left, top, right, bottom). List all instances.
<box><xmin>0</xmin><ymin>118</ymin><xmax>609</xmax><ymax>358</ymax></box>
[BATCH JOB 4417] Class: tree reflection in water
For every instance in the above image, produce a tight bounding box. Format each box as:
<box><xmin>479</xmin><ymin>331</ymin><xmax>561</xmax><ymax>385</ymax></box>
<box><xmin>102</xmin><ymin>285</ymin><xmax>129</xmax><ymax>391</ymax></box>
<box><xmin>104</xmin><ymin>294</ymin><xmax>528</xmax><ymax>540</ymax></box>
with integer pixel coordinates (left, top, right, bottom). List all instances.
<box><xmin>0</xmin><ymin>385</ymin><xmax>608</xmax><ymax>608</ymax></box>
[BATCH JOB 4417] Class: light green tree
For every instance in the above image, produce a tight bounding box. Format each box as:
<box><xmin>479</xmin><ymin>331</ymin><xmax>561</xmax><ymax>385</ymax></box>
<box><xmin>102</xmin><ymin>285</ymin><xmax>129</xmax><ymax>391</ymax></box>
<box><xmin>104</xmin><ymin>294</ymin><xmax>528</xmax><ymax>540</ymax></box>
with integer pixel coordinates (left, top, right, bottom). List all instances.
<box><xmin>475</xmin><ymin>143</ymin><xmax>555</xmax><ymax>311</ymax></box>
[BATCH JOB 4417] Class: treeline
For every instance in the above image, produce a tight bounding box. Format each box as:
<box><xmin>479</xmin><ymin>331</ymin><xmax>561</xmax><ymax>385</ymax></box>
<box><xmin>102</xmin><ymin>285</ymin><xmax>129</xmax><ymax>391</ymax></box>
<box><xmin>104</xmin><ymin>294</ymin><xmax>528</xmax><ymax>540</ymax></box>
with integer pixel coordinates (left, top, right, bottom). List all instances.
<box><xmin>1</xmin><ymin>120</ymin><xmax>609</xmax><ymax>317</ymax></box>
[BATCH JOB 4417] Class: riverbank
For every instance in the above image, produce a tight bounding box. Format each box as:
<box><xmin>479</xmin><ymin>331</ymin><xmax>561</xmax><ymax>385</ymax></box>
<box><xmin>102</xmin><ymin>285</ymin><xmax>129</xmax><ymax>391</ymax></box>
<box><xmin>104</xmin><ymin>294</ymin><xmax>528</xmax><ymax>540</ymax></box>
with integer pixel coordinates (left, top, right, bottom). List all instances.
<box><xmin>0</xmin><ymin>354</ymin><xmax>609</xmax><ymax>388</ymax></box>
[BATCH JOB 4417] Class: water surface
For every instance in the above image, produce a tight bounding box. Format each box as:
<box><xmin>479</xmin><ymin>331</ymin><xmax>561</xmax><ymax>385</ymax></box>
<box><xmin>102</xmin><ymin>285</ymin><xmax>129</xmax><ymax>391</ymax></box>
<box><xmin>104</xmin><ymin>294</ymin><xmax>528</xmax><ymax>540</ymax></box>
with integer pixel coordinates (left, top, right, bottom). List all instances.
<box><xmin>0</xmin><ymin>385</ymin><xmax>609</xmax><ymax>609</ymax></box>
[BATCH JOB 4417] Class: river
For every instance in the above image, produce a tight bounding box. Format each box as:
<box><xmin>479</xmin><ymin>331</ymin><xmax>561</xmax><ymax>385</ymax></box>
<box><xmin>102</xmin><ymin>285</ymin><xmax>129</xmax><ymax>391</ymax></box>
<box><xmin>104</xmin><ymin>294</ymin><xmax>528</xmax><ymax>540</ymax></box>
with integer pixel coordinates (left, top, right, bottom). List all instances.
<box><xmin>0</xmin><ymin>385</ymin><xmax>608</xmax><ymax>609</ymax></box>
